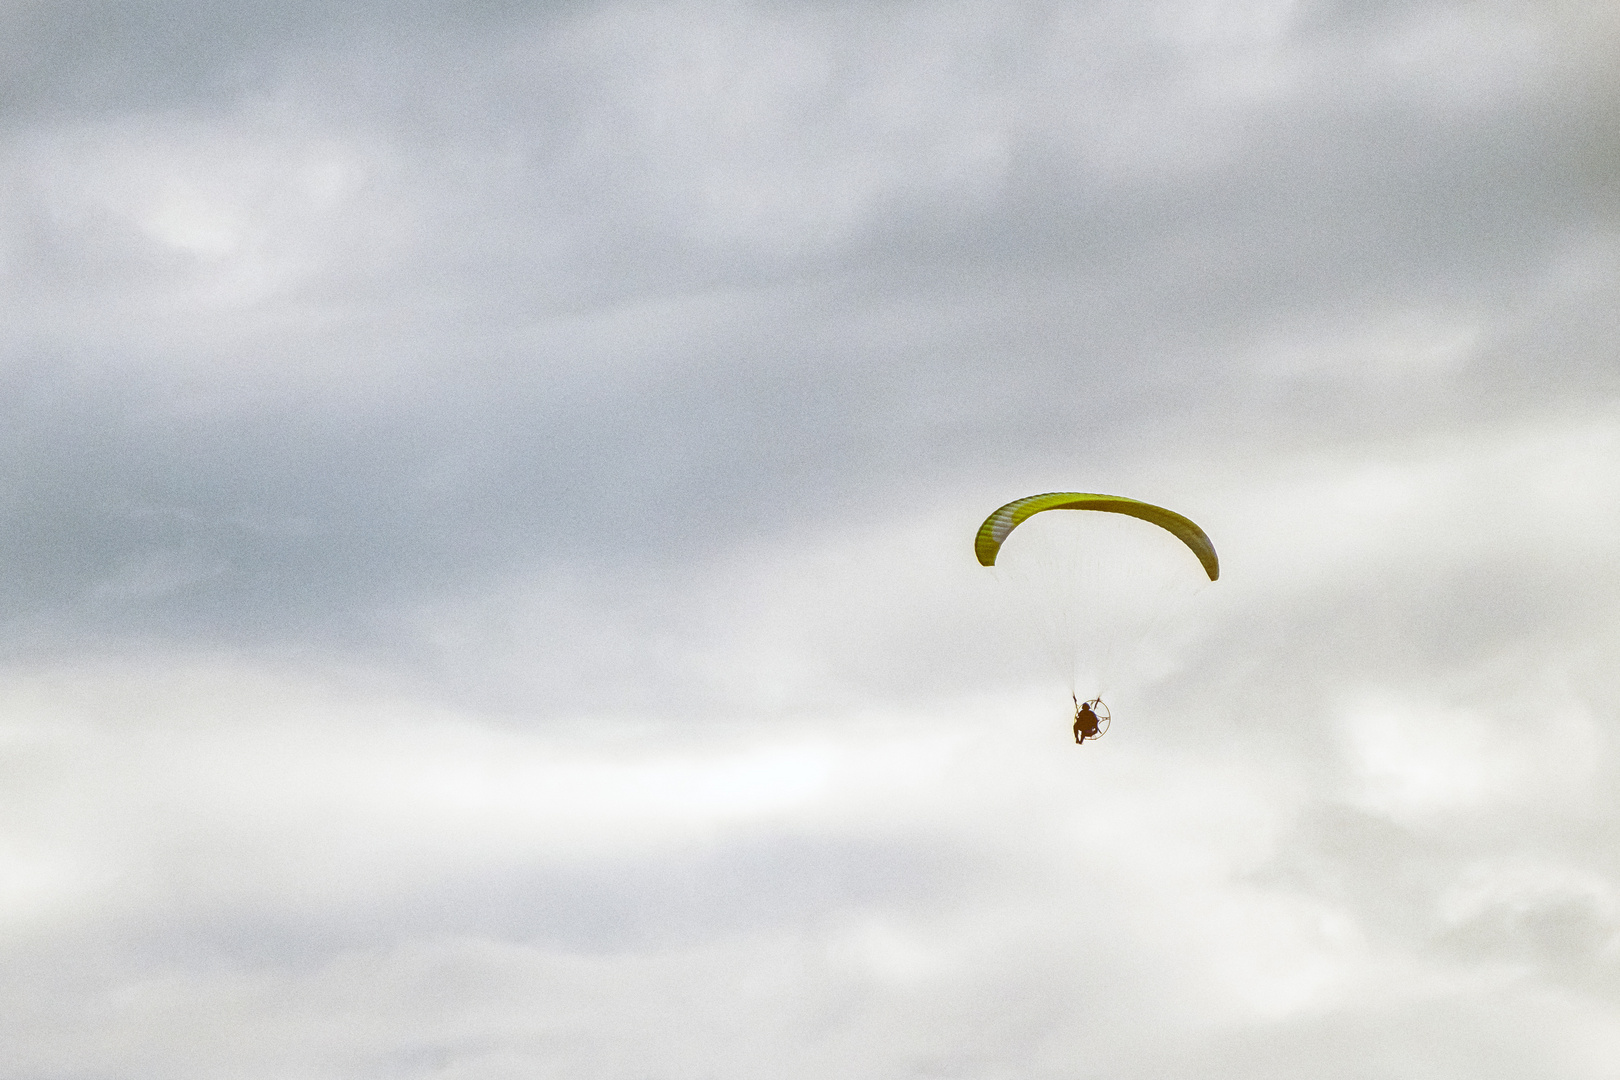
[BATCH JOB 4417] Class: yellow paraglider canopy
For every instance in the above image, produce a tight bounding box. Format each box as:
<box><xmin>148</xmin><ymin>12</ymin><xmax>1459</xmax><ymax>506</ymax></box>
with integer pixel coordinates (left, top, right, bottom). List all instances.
<box><xmin>975</xmin><ymin>492</ymin><xmax>1219</xmax><ymax>581</ymax></box>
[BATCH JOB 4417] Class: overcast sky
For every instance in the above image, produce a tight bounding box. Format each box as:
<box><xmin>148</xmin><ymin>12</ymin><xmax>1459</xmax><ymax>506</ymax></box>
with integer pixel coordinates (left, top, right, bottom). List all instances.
<box><xmin>2</xmin><ymin>1</ymin><xmax>1618</xmax><ymax>1076</ymax></box>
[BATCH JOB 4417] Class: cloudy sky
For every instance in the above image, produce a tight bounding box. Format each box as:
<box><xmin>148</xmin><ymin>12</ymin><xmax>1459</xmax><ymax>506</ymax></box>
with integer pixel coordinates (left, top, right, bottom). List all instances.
<box><xmin>2</xmin><ymin>0</ymin><xmax>1617</xmax><ymax>1076</ymax></box>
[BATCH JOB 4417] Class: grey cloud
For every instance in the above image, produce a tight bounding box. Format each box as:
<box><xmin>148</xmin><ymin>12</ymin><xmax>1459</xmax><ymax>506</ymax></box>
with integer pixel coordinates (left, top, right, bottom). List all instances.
<box><xmin>2</xmin><ymin>0</ymin><xmax>1618</xmax><ymax>1076</ymax></box>
<box><xmin>0</xmin><ymin>0</ymin><xmax>590</xmax><ymax>123</ymax></box>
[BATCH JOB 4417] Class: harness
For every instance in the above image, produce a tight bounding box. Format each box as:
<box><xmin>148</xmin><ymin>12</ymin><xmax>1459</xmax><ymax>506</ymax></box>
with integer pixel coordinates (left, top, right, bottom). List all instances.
<box><xmin>1072</xmin><ymin>694</ymin><xmax>1111</xmax><ymax>742</ymax></box>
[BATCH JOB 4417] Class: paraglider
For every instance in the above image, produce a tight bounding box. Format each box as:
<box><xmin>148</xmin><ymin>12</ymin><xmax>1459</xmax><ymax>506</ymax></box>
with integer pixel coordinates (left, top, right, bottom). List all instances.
<box><xmin>1072</xmin><ymin>696</ymin><xmax>1109</xmax><ymax>743</ymax></box>
<box><xmin>976</xmin><ymin>492</ymin><xmax>1217</xmax><ymax>744</ymax></box>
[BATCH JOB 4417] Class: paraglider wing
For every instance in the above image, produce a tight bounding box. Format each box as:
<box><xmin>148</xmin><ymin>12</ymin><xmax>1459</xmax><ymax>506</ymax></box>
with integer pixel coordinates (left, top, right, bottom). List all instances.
<box><xmin>974</xmin><ymin>492</ymin><xmax>1219</xmax><ymax>580</ymax></box>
